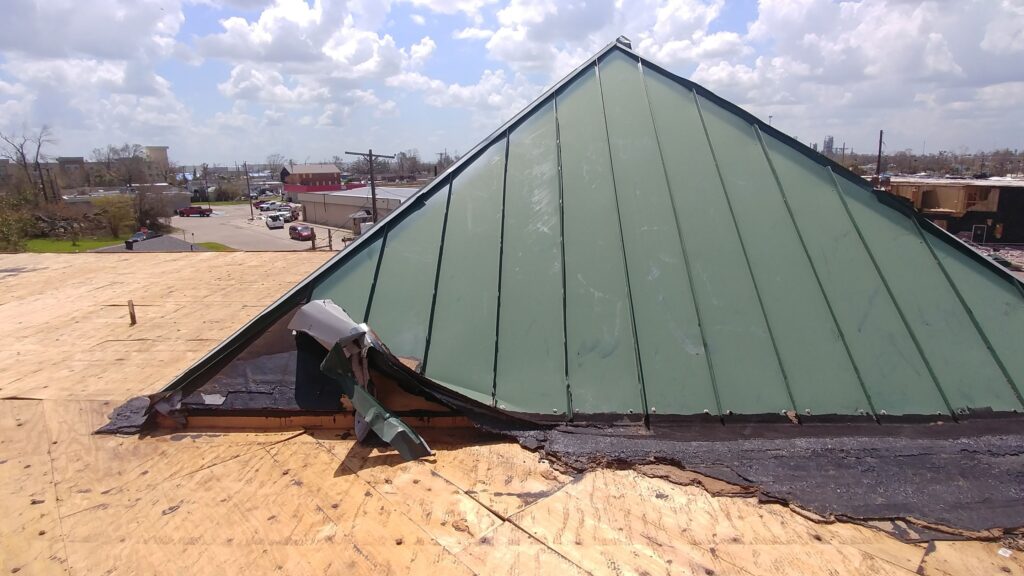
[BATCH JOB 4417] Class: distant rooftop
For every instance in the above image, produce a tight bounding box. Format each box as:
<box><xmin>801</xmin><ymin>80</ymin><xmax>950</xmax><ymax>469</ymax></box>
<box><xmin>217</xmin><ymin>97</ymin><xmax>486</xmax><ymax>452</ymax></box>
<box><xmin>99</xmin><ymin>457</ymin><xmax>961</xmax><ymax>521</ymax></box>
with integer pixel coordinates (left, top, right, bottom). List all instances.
<box><xmin>889</xmin><ymin>176</ymin><xmax>1024</xmax><ymax>188</ymax></box>
<box><xmin>282</xmin><ymin>163</ymin><xmax>341</xmax><ymax>174</ymax></box>
<box><xmin>93</xmin><ymin>235</ymin><xmax>208</xmax><ymax>253</ymax></box>
<box><xmin>299</xmin><ymin>186</ymin><xmax>417</xmax><ymax>201</ymax></box>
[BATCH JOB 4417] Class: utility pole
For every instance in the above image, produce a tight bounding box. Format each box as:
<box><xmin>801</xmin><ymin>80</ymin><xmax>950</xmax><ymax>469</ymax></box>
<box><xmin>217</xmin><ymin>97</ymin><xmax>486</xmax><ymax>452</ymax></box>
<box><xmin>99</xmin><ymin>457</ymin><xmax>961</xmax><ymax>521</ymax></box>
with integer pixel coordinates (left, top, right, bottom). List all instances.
<box><xmin>203</xmin><ymin>166</ymin><xmax>211</xmax><ymax>208</ymax></box>
<box><xmin>875</xmin><ymin>130</ymin><xmax>884</xmax><ymax>178</ymax></box>
<box><xmin>243</xmin><ymin>161</ymin><xmax>254</xmax><ymax>221</ymax></box>
<box><xmin>838</xmin><ymin>142</ymin><xmax>848</xmax><ymax>164</ymax></box>
<box><xmin>345</xmin><ymin>148</ymin><xmax>395</xmax><ymax>223</ymax></box>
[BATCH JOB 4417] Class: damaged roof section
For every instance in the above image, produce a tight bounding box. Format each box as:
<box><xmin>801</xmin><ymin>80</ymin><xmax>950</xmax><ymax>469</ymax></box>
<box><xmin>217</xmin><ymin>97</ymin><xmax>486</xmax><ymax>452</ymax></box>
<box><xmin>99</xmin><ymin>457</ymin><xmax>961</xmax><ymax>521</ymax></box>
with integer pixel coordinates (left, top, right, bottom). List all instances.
<box><xmin>155</xmin><ymin>39</ymin><xmax>1024</xmax><ymax>428</ymax></box>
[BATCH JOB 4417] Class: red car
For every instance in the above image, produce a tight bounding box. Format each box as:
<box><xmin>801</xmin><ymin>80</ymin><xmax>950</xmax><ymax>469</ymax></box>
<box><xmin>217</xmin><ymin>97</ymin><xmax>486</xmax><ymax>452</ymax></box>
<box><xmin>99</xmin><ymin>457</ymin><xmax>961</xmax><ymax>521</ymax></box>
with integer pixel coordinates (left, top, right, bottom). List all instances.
<box><xmin>289</xmin><ymin>224</ymin><xmax>315</xmax><ymax>241</ymax></box>
<box><xmin>176</xmin><ymin>205</ymin><xmax>213</xmax><ymax>217</ymax></box>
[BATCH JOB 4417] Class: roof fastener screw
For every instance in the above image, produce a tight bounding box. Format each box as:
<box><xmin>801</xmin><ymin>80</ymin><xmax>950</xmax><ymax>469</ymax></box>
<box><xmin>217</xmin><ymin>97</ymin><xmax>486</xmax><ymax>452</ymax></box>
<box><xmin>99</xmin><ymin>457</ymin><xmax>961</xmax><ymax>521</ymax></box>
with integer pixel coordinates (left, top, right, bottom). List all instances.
<box><xmin>628</xmin><ymin>409</ymin><xmax>634</xmax><ymax>414</ymax></box>
<box><xmin>552</xmin><ymin>408</ymin><xmax>558</xmax><ymax>413</ymax></box>
<box><xmin>804</xmin><ymin>409</ymin><xmax>811</xmax><ymax>415</ymax></box>
<box><xmin>703</xmin><ymin>409</ymin><xmax>710</xmax><ymax>415</ymax></box>
<box><xmin>880</xmin><ymin>410</ymin><xmax>887</xmax><ymax>416</ymax></box>
<box><xmin>574</xmin><ymin>408</ymin><xmax>580</xmax><ymax>413</ymax></box>
<box><xmin>726</xmin><ymin>410</ymin><xmax>734</xmax><ymax>416</ymax></box>
<box><xmin>858</xmin><ymin>409</ymin><xmax>865</xmax><ymax>415</ymax></box>
<box><xmin>499</xmin><ymin>405</ymin><xmax>505</xmax><ymax>409</ymax></box>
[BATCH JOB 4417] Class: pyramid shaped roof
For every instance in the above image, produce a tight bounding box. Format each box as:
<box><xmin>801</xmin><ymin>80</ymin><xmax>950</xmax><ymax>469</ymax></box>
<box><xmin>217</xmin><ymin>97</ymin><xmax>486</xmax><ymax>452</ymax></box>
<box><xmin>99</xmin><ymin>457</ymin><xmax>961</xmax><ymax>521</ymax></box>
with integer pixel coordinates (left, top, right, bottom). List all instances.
<box><xmin>161</xmin><ymin>39</ymin><xmax>1024</xmax><ymax>424</ymax></box>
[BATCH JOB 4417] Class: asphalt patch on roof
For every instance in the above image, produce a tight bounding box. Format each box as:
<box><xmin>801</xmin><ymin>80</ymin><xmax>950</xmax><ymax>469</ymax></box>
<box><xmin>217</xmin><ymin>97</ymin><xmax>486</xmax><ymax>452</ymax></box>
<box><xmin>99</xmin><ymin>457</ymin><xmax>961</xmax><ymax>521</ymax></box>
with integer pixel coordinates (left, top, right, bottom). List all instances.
<box><xmin>511</xmin><ymin>421</ymin><xmax>1024</xmax><ymax>538</ymax></box>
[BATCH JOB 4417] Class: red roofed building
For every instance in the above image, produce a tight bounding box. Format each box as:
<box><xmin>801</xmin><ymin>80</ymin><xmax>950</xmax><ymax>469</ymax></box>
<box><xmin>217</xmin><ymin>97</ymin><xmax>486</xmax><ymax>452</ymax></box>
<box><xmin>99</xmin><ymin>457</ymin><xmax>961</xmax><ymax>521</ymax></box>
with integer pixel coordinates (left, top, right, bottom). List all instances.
<box><xmin>280</xmin><ymin>163</ymin><xmax>343</xmax><ymax>193</ymax></box>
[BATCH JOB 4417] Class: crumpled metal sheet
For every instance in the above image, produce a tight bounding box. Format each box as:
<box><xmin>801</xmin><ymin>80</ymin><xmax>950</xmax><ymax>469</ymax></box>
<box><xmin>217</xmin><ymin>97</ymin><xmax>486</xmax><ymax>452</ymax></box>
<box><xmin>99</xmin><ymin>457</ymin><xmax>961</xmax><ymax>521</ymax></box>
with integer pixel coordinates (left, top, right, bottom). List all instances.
<box><xmin>289</xmin><ymin>299</ymin><xmax>432</xmax><ymax>461</ymax></box>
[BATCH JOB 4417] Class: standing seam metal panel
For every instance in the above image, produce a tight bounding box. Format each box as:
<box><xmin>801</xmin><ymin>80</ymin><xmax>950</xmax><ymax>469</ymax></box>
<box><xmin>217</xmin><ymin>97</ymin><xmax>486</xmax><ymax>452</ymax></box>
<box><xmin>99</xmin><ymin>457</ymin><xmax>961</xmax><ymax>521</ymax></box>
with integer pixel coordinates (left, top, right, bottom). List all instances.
<box><xmin>494</xmin><ymin>101</ymin><xmax>568</xmax><ymax>416</ymax></box>
<box><xmin>828</xmin><ymin>170</ymin><xmax>954</xmax><ymax>417</ymax></box>
<box><xmin>757</xmin><ymin>129</ymin><xmax>876</xmax><ymax>416</ymax></box>
<box><xmin>365</xmin><ymin>189</ymin><xmax>450</xmax><ymax>361</ymax></box>
<box><xmin>597</xmin><ymin>51</ymin><xmax>716</xmax><ymax>417</ymax></box>
<box><xmin>910</xmin><ymin>217</ymin><xmax>1024</xmax><ymax>411</ymax></box>
<box><xmin>691</xmin><ymin>95</ymin><xmax>796</xmax><ymax>415</ymax></box>
<box><xmin>309</xmin><ymin>234</ymin><xmax>384</xmax><ymax>323</ymax></box>
<box><xmin>424</xmin><ymin>140</ymin><xmax>507</xmax><ymax>405</ymax></box>
<box><xmin>834</xmin><ymin>175</ymin><xmax>1021</xmax><ymax>414</ymax></box>
<box><xmin>642</xmin><ymin>67</ymin><xmax>781</xmax><ymax>418</ymax></box>
<box><xmin>927</xmin><ymin>232</ymin><xmax>1024</xmax><ymax>406</ymax></box>
<box><xmin>557</xmin><ymin>65</ymin><xmax>642</xmax><ymax>416</ymax></box>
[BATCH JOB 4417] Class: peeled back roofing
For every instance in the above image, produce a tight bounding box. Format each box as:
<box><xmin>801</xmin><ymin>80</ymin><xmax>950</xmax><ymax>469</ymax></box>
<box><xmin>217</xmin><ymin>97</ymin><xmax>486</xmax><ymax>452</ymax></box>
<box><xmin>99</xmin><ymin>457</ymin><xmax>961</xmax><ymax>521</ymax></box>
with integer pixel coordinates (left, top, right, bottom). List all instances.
<box><xmin>169</xmin><ymin>42</ymin><xmax>1024</xmax><ymax>421</ymax></box>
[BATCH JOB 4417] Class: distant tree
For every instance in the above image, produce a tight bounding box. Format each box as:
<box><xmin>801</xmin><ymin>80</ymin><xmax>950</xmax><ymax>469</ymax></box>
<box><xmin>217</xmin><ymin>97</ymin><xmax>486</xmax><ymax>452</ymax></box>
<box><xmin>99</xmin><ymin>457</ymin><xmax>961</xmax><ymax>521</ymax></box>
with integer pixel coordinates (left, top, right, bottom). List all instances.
<box><xmin>347</xmin><ymin>155</ymin><xmax>392</xmax><ymax>176</ymax></box>
<box><xmin>394</xmin><ymin>149</ymin><xmax>423</xmax><ymax>175</ymax></box>
<box><xmin>89</xmin><ymin>143</ymin><xmax>149</xmax><ymax>188</ymax></box>
<box><xmin>215</xmin><ymin>180</ymin><xmax>243</xmax><ymax>201</ymax></box>
<box><xmin>92</xmin><ymin>195</ymin><xmax>134</xmax><ymax>238</ymax></box>
<box><xmin>265</xmin><ymin>153</ymin><xmax>286</xmax><ymax>171</ymax></box>
<box><xmin>0</xmin><ymin>173</ymin><xmax>36</xmax><ymax>250</ymax></box>
<box><xmin>0</xmin><ymin>125</ymin><xmax>57</xmax><ymax>204</ymax></box>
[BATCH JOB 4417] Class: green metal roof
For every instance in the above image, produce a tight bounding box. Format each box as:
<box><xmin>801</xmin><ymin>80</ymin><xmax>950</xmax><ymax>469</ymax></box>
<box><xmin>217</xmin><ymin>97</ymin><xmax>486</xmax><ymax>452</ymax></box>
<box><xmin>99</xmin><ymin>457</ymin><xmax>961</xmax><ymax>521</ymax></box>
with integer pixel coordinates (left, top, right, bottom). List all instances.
<box><xmin>165</xmin><ymin>40</ymin><xmax>1024</xmax><ymax>423</ymax></box>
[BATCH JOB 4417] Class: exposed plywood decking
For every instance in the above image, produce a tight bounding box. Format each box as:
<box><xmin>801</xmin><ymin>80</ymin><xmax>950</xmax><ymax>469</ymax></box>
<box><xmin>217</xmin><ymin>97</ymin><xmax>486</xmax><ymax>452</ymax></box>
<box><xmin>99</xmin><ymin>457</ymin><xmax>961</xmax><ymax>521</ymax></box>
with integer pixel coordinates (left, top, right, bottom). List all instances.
<box><xmin>0</xmin><ymin>253</ymin><xmax>1019</xmax><ymax>575</ymax></box>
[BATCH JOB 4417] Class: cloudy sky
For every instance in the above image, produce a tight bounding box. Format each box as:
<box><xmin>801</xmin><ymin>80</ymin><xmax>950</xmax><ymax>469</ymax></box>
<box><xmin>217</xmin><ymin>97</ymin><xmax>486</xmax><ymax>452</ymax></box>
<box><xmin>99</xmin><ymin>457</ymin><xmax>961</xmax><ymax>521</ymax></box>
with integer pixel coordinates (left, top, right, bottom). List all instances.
<box><xmin>1</xmin><ymin>0</ymin><xmax>1021</xmax><ymax>166</ymax></box>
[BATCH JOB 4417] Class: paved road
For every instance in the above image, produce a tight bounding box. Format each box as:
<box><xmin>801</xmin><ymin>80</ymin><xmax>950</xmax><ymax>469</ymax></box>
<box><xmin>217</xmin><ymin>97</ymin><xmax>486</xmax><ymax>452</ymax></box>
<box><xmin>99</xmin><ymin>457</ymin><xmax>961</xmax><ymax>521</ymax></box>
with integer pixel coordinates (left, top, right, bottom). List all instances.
<box><xmin>171</xmin><ymin>203</ymin><xmax>347</xmax><ymax>251</ymax></box>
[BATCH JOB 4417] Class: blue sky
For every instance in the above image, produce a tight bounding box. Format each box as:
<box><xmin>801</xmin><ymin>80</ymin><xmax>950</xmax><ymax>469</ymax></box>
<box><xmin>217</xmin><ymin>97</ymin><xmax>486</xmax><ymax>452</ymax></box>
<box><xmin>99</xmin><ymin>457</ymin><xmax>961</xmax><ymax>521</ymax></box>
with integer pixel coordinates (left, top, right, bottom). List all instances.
<box><xmin>1</xmin><ymin>0</ymin><xmax>1021</xmax><ymax>167</ymax></box>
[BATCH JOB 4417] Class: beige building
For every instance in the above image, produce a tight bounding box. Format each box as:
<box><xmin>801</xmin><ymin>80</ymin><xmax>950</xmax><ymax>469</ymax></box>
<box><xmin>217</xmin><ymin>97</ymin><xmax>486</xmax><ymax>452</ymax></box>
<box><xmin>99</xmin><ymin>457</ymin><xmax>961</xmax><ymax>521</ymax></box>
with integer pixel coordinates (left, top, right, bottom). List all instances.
<box><xmin>144</xmin><ymin>145</ymin><xmax>170</xmax><ymax>183</ymax></box>
<box><xmin>296</xmin><ymin>187</ymin><xmax>413</xmax><ymax>231</ymax></box>
<box><xmin>887</xmin><ymin>176</ymin><xmax>1024</xmax><ymax>242</ymax></box>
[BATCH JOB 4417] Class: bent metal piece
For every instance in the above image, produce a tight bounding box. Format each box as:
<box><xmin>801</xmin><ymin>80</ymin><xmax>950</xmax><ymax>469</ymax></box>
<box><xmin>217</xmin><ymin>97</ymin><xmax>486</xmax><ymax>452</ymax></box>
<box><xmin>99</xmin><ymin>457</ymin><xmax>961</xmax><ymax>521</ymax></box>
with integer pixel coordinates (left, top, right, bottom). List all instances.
<box><xmin>288</xmin><ymin>299</ymin><xmax>432</xmax><ymax>460</ymax></box>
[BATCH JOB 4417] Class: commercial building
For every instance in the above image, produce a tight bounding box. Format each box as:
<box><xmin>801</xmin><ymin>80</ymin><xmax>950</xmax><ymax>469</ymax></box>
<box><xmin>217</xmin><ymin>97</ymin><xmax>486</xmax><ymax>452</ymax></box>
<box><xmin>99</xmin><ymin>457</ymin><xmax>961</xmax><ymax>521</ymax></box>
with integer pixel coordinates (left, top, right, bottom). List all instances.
<box><xmin>280</xmin><ymin>163</ymin><xmax>343</xmax><ymax>193</ymax></box>
<box><xmin>887</xmin><ymin>176</ymin><xmax>1024</xmax><ymax>242</ymax></box>
<box><xmin>295</xmin><ymin>186</ymin><xmax>414</xmax><ymax>231</ymax></box>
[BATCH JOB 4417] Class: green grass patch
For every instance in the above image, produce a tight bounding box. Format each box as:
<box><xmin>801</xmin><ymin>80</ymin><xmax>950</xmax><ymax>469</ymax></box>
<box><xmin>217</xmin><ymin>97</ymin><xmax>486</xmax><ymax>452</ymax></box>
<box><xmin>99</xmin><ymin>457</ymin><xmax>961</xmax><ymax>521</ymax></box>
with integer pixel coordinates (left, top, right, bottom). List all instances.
<box><xmin>25</xmin><ymin>236</ymin><xmax>125</xmax><ymax>253</ymax></box>
<box><xmin>197</xmin><ymin>242</ymin><xmax>237</xmax><ymax>252</ymax></box>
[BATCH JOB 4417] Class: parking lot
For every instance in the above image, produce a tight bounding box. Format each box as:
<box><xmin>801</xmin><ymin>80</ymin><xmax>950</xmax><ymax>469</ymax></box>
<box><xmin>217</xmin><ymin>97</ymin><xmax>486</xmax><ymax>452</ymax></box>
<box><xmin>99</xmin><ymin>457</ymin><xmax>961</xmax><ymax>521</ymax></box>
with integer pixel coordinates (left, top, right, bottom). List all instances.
<box><xmin>171</xmin><ymin>202</ymin><xmax>350</xmax><ymax>251</ymax></box>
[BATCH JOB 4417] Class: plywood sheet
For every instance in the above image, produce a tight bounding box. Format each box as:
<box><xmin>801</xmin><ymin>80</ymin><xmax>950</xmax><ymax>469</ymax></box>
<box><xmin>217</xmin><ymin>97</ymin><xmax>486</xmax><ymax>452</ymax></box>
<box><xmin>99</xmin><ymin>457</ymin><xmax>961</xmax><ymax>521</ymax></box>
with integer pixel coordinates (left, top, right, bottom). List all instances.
<box><xmin>510</xmin><ymin>468</ymin><xmax>928</xmax><ymax>576</ymax></box>
<box><xmin>311</xmin><ymin>432</ymin><xmax>503</xmax><ymax>552</ymax></box>
<box><xmin>457</xmin><ymin>520</ymin><xmax>589</xmax><ymax>575</ymax></box>
<box><xmin>421</xmin><ymin>430</ymin><xmax>572</xmax><ymax>518</ymax></box>
<box><xmin>0</xmin><ymin>400</ymin><xmax>69</xmax><ymax>575</ymax></box>
<box><xmin>919</xmin><ymin>541</ymin><xmax>1024</xmax><ymax>576</ymax></box>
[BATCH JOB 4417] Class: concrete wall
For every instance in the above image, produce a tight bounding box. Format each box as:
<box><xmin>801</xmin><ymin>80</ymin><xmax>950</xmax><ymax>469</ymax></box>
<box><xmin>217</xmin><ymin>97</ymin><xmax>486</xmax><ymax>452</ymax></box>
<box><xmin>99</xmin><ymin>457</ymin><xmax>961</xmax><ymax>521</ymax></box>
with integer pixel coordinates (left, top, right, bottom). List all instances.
<box><xmin>296</xmin><ymin>191</ymin><xmax>402</xmax><ymax>230</ymax></box>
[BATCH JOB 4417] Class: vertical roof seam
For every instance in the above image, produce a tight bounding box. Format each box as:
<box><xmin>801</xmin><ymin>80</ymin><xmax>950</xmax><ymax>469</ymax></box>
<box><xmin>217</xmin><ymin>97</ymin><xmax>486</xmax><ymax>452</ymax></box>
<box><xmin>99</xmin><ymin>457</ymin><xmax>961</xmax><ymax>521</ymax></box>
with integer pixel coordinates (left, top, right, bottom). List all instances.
<box><xmin>753</xmin><ymin>125</ymin><xmax>878</xmax><ymax>419</ymax></box>
<box><xmin>910</xmin><ymin>213</ymin><xmax>1024</xmax><ymax>411</ymax></box>
<box><xmin>419</xmin><ymin>179</ymin><xmax>454</xmax><ymax>375</ymax></box>
<box><xmin>826</xmin><ymin>167</ymin><xmax>956</xmax><ymax>418</ymax></box>
<box><xmin>692</xmin><ymin>92</ymin><xmax>797</xmax><ymax>416</ymax></box>
<box><xmin>362</xmin><ymin>222</ymin><xmax>390</xmax><ymax>324</ymax></box>
<box><xmin>595</xmin><ymin>58</ymin><xmax>650</xmax><ymax>420</ymax></box>
<box><xmin>490</xmin><ymin>133</ymin><xmax>512</xmax><ymax>406</ymax></box>
<box><xmin>552</xmin><ymin>97</ymin><xmax>573</xmax><ymax>418</ymax></box>
<box><xmin>638</xmin><ymin>59</ymin><xmax>723</xmax><ymax>419</ymax></box>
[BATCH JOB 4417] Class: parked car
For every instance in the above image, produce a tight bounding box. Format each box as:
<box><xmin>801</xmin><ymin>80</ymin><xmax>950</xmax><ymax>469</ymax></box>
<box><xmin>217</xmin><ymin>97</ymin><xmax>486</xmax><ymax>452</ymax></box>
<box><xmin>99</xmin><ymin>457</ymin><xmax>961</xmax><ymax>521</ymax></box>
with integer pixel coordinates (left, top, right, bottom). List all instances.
<box><xmin>259</xmin><ymin>201</ymin><xmax>282</xmax><ymax>212</ymax></box>
<box><xmin>275</xmin><ymin>209</ymin><xmax>297</xmax><ymax>222</ymax></box>
<box><xmin>289</xmin><ymin>224</ymin><xmax>315</xmax><ymax>241</ymax></box>
<box><xmin>265</xmin><ymin>214</ymin><xmax>285</xmax><ymax>229</ymax></box>
<box><xmin>176</xmin><ymin>205</ymin><xmax>213</xmax><ymax>217</ymax></box>
<box><xmin>126</xmin><ymin>229</ymin><xmax>162</xmax><ymax>243</ymax></box>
